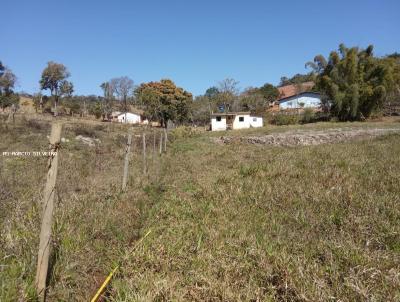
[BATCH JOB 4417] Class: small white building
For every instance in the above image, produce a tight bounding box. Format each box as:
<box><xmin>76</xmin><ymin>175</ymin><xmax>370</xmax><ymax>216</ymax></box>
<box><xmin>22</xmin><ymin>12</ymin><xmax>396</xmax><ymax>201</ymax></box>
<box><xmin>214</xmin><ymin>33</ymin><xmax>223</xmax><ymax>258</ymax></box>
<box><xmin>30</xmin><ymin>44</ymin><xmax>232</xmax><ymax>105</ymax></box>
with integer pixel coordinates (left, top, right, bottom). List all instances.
<box><xmin>117</xmin><ymin>112</ymin><xmax>142</xmax><ymax>124</ymax></box>
<box><xmin>279</xmin><ymin>92</ymin><xmax>321</xmax><ymax>110</ymax></box>
<box><xmin>211</xmin><ymin>112</ymin><xmax>263</xmax><ymax>131</ymax></box>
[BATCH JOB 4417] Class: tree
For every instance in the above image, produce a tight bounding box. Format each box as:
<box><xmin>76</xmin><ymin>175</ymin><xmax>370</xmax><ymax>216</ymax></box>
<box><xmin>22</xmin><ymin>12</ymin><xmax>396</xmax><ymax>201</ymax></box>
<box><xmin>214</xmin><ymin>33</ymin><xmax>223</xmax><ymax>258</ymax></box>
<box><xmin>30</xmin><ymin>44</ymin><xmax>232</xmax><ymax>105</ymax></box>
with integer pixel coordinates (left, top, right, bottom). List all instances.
<box><xmin>204</xmin><ymin>86</ymin><xmax>219</xmax><ymax>99</ymax></box>
<box><xmin>0</xmin><ymin>61</ymin><xmax>19</xmax><ymax>110</ymax></box>
<box><xmin>258</xmin><ymin>83</ymin><xmax>279</xmax><ymax>105</ymax></box>
<box><xmin>306</xmin><ymin>44</ymin><xmax>399</xmax><ymax>120</ymax></box>
<box><xmin>237</xmin><ymin>88</ymin><xmax>265</xmax><ymax>113</ymax></box>
<box><xmin>100</xmin><ymin>81</ymin><xmax>113</xmax><ymax>120</ymax></box>
<box><xmin>39</xmin><ymin>61</ymin><xmax>73</xmax><ymax>116</ymax></box>
<box><xmin>135</xmin><ymin>79</ymin><xmax>193</xmax><ymax>127</ymax></box>
<box><xmin>217</xmin><ymin>78</ymin><xmax>239</xmax><ymax>112</ymax></box>
<box><xmin>279</xmin><ymin>73</ymin><xmax>315</xmax><ymax>87</ymax></box>
<box><xmin>109</xmin><ymin>76</ymin><xmax>134</xmax><ymax>122</ymax></box>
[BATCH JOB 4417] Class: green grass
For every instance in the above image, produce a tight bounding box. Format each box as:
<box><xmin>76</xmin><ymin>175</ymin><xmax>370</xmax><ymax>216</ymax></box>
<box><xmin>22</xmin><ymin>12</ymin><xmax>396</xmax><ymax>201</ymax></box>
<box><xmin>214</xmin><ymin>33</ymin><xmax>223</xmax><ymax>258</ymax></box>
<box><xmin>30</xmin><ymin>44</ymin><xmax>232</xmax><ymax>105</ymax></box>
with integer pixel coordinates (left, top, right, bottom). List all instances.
<box><xmin>1</xmin><ymin>117</ymin><xmax>400</xmax><ymax>301</ymax></box>
<box><xmin>113</xmin><ymin>127</ymin><xmax>400</xmax><ymax>301</ymax></box>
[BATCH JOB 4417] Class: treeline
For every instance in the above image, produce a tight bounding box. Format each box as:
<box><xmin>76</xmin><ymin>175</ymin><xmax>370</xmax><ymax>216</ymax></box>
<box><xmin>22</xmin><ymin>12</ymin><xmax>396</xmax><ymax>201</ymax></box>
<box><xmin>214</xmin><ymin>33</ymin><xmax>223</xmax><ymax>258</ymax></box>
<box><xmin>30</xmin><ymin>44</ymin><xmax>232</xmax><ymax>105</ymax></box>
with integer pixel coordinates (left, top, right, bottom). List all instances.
<box><xmin>1</xmin><ymin>43</ymin><xmax>400</xmax><ymax>125</ymax></box>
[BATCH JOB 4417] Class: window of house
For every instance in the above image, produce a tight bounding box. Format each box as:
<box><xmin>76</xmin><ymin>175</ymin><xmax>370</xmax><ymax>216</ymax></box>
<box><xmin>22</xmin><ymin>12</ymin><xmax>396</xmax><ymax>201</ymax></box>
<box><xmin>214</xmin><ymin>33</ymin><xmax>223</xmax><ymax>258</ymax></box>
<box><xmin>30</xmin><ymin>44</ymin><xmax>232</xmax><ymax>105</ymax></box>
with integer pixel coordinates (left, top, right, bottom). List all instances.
<box><xmin>239</xmin><ymin>116</ymin><xmax>244</xmax><ymax>122</ymax></box>
<box><xmin>216</xmin><ymin>116</ymin><xmax>222</xmax><ymax>122</ymax></box>
<box><xmin>253</xmin><ymin>117</ymin><xmax>257</xmax><ymax>122</ymax></box>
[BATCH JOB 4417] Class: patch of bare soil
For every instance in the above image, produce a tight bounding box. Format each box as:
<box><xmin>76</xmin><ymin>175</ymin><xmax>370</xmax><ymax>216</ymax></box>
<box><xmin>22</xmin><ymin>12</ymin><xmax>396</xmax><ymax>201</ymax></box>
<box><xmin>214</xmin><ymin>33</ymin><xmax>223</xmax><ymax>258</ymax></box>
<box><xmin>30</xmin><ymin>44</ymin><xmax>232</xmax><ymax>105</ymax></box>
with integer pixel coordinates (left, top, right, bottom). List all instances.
<box><xmin>216</xmin><ymin>128</ymin><xmax>400</xmax><ymax>146</ymax></box>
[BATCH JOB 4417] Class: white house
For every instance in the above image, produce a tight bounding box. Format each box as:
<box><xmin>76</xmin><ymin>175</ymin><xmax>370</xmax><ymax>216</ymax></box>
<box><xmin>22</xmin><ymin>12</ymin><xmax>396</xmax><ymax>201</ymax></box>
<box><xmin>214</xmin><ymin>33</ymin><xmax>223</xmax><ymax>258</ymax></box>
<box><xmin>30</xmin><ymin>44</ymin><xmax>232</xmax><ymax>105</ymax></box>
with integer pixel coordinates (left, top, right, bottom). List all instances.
<box><xmin>211</xmin><ymin>112</ymin><xmax>263</xmax><ymax>131</ymax></box>
<box><xmin>279</xmin><ymin>92</ymin><xmax>321</xmax><ymax>110</ymax></box>
<box><xmin>117</xmin><ymin>112</ymin><xmax>142</xmax><ymax>124</ymax></box>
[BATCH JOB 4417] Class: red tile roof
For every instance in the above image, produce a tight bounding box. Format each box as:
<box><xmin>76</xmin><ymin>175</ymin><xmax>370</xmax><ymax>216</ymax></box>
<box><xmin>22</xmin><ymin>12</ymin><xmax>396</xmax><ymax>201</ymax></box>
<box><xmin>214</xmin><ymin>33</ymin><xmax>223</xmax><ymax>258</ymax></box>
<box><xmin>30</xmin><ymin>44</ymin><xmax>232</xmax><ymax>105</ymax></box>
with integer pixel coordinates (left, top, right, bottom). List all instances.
<box><xmin>277</xmin><ymin>82</ymin><xmax>315</xmax><ymax>100</ymax></box>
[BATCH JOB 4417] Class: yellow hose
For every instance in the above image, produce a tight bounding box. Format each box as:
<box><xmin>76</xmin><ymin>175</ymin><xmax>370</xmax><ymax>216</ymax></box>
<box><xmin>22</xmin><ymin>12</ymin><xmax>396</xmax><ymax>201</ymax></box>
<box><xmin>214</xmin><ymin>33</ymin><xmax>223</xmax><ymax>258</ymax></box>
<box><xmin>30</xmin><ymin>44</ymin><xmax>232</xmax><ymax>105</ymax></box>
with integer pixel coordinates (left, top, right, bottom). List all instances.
<box><xmin>90</xmin><ymin>230</ymin><xmax>152</xmax><ymax>302</ymax></box>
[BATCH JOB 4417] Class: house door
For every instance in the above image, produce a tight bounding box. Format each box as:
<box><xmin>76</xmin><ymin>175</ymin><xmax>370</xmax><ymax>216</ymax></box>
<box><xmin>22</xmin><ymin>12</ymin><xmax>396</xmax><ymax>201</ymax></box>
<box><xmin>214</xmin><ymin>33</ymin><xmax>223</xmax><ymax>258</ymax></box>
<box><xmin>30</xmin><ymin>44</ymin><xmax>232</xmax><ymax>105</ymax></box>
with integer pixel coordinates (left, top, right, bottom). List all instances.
<box><xmin>226</xmin><ymin>116</ymin><xmax>234</xmax><ymax>130</ymax></box>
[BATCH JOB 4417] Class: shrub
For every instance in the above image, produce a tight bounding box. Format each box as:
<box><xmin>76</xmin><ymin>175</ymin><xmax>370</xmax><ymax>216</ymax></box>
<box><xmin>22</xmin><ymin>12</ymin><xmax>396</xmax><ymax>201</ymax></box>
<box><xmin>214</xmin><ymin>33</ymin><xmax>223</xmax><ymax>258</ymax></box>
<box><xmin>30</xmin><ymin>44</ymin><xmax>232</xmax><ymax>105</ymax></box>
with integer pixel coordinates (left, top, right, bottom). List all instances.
<box><xmin>270</xmin><ymin>114</ymin><xmax>300</xmax><ymax>125</ymax></box>
<box><xmin>170</xmin><ymin>126</ymin><xmax>200</xmax><ymax>139</ymax></box>
<box><xmin>25</xmin><ymin>119</ymin><xmax>45</xmax><ymax>130</ymax></box>
<box><xmin>74</xmin><ymin>125</ymin><xmax>96</xmax><ymax>137</ymax></box>
<box><xmin>301</xmin><ymin>108</ymin><xmax>316</xmax><ymax>124</ymax></box>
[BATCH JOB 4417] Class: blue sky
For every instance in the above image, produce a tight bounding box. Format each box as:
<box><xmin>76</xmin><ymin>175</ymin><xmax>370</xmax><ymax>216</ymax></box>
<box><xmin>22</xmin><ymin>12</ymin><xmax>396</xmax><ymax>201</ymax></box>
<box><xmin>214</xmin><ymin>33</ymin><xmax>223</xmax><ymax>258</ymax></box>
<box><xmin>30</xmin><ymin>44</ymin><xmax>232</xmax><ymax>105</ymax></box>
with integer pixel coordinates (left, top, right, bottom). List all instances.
<box><xmin>1</xmin><ymin>0</ymin><xmax>399</xmax><ymax>96</ymax></box>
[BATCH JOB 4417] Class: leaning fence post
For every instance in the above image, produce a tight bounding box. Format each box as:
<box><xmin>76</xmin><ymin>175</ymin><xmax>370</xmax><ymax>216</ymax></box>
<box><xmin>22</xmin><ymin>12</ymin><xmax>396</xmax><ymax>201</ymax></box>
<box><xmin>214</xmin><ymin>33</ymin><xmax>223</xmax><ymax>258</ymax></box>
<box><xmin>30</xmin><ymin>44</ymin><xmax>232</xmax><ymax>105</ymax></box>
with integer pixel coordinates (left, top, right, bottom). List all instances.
<box><xmin>122</xmin><ymin>133</ymin><xmax>132</xmax><ymax>191</ymax></box>
<box><xmin>163</xmin><ymin>128</ymin><xmax>167</xmax><ymax>152</ymax></box>
<box><xmin>35</xmin><ymin>122</ymin><xmax>62</xmax><ymax>301</ymax></box>
<box><xmin>142</xmin><ymin>132</ymin><xmax>147</xmax><ymax>174</ymax></box>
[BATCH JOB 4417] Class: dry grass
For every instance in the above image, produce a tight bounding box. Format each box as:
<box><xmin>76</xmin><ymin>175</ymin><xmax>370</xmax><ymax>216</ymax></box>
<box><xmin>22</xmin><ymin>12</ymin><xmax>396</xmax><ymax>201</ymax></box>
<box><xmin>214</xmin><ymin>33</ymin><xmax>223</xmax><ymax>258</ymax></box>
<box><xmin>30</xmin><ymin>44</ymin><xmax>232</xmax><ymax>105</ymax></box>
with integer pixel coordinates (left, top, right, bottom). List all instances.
<box><xmin>1</xmin><ymin>115</ymin><xmax>400</xmax><ymax>301</ymax></box>
<box><xmin>0</xmin><ymin>116</ymin><xmax>161</xmax><ymax>301</ymax></box>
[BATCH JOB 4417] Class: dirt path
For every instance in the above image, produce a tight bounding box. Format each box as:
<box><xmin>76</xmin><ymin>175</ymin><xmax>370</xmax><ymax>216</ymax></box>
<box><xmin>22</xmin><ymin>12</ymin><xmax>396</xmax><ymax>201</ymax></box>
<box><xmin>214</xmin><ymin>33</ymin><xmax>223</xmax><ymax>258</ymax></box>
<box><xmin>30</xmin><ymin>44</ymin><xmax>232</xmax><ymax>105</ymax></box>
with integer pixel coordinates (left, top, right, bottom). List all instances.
<box><xmin>216</xmin><ymin>128</ymin><xmax>400</xmax><ymax>146</ymax></box>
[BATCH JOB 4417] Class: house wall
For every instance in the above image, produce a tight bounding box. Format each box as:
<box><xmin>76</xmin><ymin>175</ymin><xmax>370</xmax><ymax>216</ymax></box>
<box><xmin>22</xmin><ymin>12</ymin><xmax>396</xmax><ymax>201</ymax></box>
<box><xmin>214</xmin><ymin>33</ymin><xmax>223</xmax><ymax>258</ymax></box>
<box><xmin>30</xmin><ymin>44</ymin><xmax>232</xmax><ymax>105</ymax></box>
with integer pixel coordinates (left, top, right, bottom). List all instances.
<box><xmin>249</xmin><ymin>116</ymin><xmax>263</xmax><ymax>128</ymax></box>
<box><xmin>279</xmin><ymin>93</ymin><xmax>321</xmax><ymax>110</ymax></box>
<box><xmin>117</xmin><ymin>113</ymin><xmax>141</xmax><ymax>124</ymax></box>
<box><xmin>211</xmin><ymin>116</ymin><xmax>227</xmax><ymax>131</ymax></box>
<box><xmin>232</xmin><ymin>114</ymin><xmax>251</xmax><ymax>129</ymax></box>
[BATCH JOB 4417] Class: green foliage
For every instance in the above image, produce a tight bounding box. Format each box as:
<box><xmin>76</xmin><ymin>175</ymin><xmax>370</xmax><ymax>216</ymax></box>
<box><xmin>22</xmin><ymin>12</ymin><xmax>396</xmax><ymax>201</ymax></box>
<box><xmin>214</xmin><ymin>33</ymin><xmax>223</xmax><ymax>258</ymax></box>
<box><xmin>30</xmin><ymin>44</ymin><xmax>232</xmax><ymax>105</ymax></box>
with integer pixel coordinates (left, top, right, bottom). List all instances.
<box><xmin>279</xmin><ymin>73</ymin><xmax>315</xmax><ymax>87</ymax></box>
<box><xmin>135</xmin><ymin>79</ymin><xmax>193</xmax><ymax>126</ymax></box>
<box><xmin>258</xmin><ymin>83</ymin><xmax>279</xmax><ymax>103</ymax></box>
<box><xmin>0</xmin><ymin>93</ymin><xmax>19</xmax><ymax>110</ymax></box>
<box><xmin>170</xmin><ymin>126</ymin><xmax>200</xmax><ymax>139</ymax></box>
<box><xmin>270</xmin><ymin>113</ymin><xmax>300</xmax><ymax>125</ymax></box>
<box><xmin>0</xmin><ymin>60</ymin><xmax>19</xmax><ymax>110</ymax></box>
<box><xmin>40</xmin><ymin>61</ymin><xmax>73</xmax><ymax>116</ymax></box>
<box><xmin>191</xmin><ymin>96</ymin><xmax>213</xmax><ymax>126</ymax></box>
<box><xmin>301</xmin><ymin>108</ymin><xmax>316</xmax><ymax>123</ymax></box>
<box><xmin>91</xmin><ymin>101</ymin><xmax>103</xmax><ymax>119</ymax></box>
<box><xmin>204</xmin><ymin>86</ymin><xmax>219</xmax><ymax>99</ymax></box>
<box><xmin>308</xmin><ymin>44</ymin><xmax>400</xmax><ymax>120</ymax></box>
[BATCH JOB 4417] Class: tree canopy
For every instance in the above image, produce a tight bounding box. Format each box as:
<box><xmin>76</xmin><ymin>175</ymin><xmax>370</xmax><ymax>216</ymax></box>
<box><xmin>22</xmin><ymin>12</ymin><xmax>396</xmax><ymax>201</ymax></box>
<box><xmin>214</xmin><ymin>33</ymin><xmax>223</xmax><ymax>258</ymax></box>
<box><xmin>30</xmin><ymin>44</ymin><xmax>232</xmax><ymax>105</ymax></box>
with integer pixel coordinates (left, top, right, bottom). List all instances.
<box><xmin>40</xmin><ymin>61</ymin><xmax>73</xmax><ymax>116</ymax></box>
<box><xmin>307</xmin><ymin>44</ymin><xmax>400</xmax><ymax>120</ymax></box>
<box><xmin>279</xmin><ymin>73</ymin><xmax>315</xmax><ymax>87</ymax></box>
<box><xmin>135</xmin><ymin>79</ymin><xmax>193</xmax><ymax>127</ymax></box>
<box><xmin>0</xmin><ymin>61</ymin><xmax>19</xmax><ymax>110</ymax></box>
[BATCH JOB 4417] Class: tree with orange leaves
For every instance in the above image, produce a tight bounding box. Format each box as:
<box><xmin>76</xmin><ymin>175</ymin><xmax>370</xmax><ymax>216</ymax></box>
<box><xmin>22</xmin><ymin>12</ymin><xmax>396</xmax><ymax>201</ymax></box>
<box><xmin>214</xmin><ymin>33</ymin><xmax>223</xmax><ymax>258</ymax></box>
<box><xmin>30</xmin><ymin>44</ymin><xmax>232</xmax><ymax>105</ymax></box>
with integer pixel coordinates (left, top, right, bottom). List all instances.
<box><xmin>135</xmin><ymin>79</ymin><xmax>192</xmax><ymax>127</ymax></box>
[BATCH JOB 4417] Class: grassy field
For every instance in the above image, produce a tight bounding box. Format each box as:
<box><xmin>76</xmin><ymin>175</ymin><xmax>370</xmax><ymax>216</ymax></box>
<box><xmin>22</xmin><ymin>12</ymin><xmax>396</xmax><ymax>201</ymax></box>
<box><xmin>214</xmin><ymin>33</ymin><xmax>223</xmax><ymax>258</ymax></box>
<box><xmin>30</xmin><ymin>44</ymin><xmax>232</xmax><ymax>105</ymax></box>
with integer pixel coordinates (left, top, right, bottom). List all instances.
<box><xmin>1</xmin><ymin>116</ymin><xmax>400</xmax><ymax>301</ymax></box>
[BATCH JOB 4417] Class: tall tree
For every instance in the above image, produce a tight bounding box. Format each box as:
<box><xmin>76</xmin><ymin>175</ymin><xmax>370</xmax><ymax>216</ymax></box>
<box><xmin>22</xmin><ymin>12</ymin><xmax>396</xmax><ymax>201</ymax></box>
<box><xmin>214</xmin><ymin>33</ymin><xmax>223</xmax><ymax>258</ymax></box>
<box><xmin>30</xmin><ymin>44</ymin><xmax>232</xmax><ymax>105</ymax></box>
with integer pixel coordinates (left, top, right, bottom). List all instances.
<box><xmin>0</xmin><ymin>61</ymin><xmax>19</xmax><ymax>110</ymax></box>
<box><xmin>307</xmin><ymin>44</ymin><xmax>398</xmax><ymax>120</ymax></box>
<box><xmin>217</xmin><ymin>78</ymin><xmax>239</xmax><ymax>112</ymax></box>
<box><xmin>258</xmin><ymin>83</ymin><xmax>279</xmax><ymax>105</ymax></box>
<box><xmin>39</xmin><ymin>61</ymin><xmax>73</xmax><ymax>116</ymax></box>
<box><xmin>135</xmin><ymin>79</ymin><xmax>193</xmax><ymax>127</ymax></box>
<box><xmin>100</xmin><ymin>81</ymin><xmax>113</xmax><ymax>120</ymax></box>
<box><xmin>204</xmin><ymin>86</ymin><xmax>219</xmax><ymax>99</ymax></box>
<box><xmin>109</xmin><ymin>76</ymin><xmax>134</xmax><ymax>123</ymax></box>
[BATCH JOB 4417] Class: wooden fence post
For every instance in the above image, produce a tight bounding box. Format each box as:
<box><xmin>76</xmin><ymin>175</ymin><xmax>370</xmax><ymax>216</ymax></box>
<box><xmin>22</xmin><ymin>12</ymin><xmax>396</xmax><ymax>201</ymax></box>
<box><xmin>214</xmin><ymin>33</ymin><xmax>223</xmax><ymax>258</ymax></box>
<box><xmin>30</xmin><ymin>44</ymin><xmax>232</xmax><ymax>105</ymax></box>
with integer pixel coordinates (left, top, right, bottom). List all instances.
<box><xmin>142</xmin><ymin>132</ymin><xmax>147</xmax><ymax>174</ymax></box>
<box><xmin>163</xmin><ymin>128</ymin><xmax>167</xmax><ymax>152</ymax></box>
<box><xmin>159</xmin><ymin>132</ymin><xmax>163</xmax><ymax>155</ymax></box>
<box><xmin>122</xmin><ymin>133</ymin><xmax>132</xmax><ymax>191</ymax></box>
<box><xmin>152</xmin><ymin>130</ymin><xmax>156</xmax><ymax>164</ymax></box>
<box><xmin>35</xmin><ymin>122</ymin><xmax>62</xmax><ymax>301</ymax></box>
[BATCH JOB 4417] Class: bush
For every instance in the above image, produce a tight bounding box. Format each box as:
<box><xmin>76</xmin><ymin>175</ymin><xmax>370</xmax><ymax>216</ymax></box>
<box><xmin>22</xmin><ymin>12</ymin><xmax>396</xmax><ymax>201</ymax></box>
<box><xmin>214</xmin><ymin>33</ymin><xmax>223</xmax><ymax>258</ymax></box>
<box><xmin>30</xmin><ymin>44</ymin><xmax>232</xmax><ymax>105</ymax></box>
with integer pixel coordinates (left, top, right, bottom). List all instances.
<box><xmin>301</xmin><ymin>108</ymin><xmax>316</xmax><ymax>124</ymax></box>
<box><xmin>170</xmin><ymin>126</ymin><xmax>199</xmax><ymax>139</ymax></box>
<box><xmin>74</xmin><ymin>125</ymin><xmax>96</xmax><ymax>137</ymax></box>
<box><xmin>25</xmin><ymin>119</ymin><xmax>45</xmax><ymax>130</ymax></box>
<box><xmin>270</xmin><ymin>114</ymin><xmax>300</xmax><ymax>125</ymax></box>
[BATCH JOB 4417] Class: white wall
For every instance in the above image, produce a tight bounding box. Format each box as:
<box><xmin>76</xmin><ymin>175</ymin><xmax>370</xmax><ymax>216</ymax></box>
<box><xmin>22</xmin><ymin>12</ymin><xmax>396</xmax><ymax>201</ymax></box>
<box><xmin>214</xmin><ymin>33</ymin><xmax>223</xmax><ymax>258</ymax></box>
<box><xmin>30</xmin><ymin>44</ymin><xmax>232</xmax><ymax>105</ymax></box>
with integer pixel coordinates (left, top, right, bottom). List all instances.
<box><xmin>232</xmin><ymin>114</ymin><xmax>251</xmax><ymax>129</ymax></box>
<box><xmin>117</xmin><ymin>113</ymin><xmax>141</xmax><ymax>124</ymax></box>
<box><xmin>211</xmin><ymin>116</ymin><xmax>227</xmax><ymax>131</ymax></box>
<box><xmin>249</xmin><ymin>116</ymin><xmax>263</xmax><ymax>128</ymax></box>
<box><xmin>279</xmin><ymin>93</ymin><xmax>321</xmax><ymax>110</ymax></box>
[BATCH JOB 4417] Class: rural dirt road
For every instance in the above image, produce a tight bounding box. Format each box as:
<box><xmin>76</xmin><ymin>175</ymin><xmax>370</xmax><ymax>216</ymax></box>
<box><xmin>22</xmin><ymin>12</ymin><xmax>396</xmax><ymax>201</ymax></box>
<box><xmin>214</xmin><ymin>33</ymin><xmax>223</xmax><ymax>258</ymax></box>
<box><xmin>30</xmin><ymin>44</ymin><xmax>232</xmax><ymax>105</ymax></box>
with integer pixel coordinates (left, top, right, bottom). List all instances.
<box><xmin>216</xmin><ymin>127</ymin><xmax>400</xmax><ymax>147</ymax></box>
